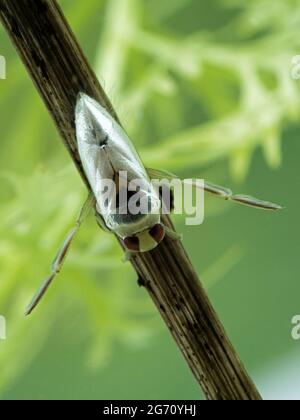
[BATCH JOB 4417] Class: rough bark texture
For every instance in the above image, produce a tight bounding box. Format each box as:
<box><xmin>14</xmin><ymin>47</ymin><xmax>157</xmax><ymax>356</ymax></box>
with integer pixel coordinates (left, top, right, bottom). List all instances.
<box><xmin>0</xmin><ymin>0</ymin><xmax>262</xmax><ymax>400</ymax></box>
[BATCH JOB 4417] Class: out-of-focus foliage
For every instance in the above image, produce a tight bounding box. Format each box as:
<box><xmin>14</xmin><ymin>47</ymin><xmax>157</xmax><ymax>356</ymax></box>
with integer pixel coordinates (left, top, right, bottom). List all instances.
<box><xmin>0</xmin><ymin>0</ymin><xmax>299</xmax><ymax>399</ymax></box>
<box><xmin>96</xmin><ymin>0</ymin><xmax>300</xmax><ymax>181</ymax></box>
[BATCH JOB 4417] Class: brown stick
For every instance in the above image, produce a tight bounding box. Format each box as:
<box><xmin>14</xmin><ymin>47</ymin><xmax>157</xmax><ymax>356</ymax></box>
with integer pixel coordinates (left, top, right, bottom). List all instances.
<box><xmin>0</xmin><ymin>0</ymin><xmax>262</xmax><ymax>400</ymax></box>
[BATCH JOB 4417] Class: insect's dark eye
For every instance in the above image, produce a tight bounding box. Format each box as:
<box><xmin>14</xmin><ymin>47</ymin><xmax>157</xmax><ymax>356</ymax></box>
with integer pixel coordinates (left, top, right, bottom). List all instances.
<box><xmin>124</xmin><ymin>236</ymin><xmax>140</xmax><ymax>251</ymax></box>
<box><xmin>149</xmin><ymin>223</ymin><xmax>165</xmax><ymax>244</ymax></box>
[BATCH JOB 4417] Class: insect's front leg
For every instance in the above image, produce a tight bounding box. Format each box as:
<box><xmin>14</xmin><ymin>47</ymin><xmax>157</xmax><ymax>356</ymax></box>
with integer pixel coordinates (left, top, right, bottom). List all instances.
<box><xmin>164</xmin><ymin>225</ymin><xmax>183</xmax><ymax>241</ymax></box>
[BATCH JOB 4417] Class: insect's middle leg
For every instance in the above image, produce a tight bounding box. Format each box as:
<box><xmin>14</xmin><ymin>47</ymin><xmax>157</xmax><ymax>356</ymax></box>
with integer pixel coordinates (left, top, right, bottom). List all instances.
<box><xmin>159</xmin><ymin>185</ymin><xmax>175</xmax><ymax>214</ymax></box>
<box><xmin>164</xmin><ymin>225</ymin><xmax>183</xmax><ymax>241</ymax></box>
<box><xmin>95</xmin><ymin>211</ymin><xmax>111</xmax><ymax>233</ymax></box>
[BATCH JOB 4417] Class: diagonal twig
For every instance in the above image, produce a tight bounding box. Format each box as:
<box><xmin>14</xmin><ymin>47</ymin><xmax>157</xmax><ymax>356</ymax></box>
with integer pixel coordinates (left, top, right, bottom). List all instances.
<box><xmin>0</xmin><ymin>0</ymin><xmax>262</xmax><ymax>400</ymax></box>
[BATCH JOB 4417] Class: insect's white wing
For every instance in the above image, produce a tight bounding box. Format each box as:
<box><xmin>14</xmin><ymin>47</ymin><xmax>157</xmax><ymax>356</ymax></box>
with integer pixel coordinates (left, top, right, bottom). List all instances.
<box><xmin>76</xmin><ymin>94</ymin><xmax>148</xmax><ymax>179</ymax></box>
<box><xmin>75</xmin><ymin>94</ymin><xmax>160</xmax><ymax>233</ymax></box>
<box><xmin>75</xmin><ymin>94</ymin><xmax>114</xmax><ymax>193</ymax></box>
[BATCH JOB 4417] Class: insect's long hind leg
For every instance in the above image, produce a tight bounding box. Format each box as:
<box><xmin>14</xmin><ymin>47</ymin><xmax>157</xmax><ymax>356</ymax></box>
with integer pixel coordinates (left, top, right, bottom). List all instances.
<box><xmin>25</xmin><ymin>193</ymin><xmax>96</xmax><ymax>316</ymax></box>
<box><xmin>147</xmin><ymin>168</ymin><xmax>282</xmax><ymax>211</ymax></box>
<box><xmin>187</xmin><ymin>180</ymin><xmax>282</xmax><ymax>211</ymax></box>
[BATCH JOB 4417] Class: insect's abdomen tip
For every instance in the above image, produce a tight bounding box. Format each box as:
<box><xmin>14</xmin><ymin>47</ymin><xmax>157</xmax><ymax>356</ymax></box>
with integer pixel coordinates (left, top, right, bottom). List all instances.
<box><xmin>75</xmin><ymin>92</ymin><xmax>90</xmax><ymax>119</ymax></box>
<box><xmin>76</xmin><ymin>92</ymin><xmax>90</xmax><ymax>105</ymax></box>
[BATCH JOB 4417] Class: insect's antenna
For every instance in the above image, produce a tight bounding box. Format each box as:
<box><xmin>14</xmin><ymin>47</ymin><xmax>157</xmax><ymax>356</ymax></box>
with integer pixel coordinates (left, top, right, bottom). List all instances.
<box><xmin>25</xmin><ymin>194</ymin><xmax>95</xmax><ymax>316</ymax></box>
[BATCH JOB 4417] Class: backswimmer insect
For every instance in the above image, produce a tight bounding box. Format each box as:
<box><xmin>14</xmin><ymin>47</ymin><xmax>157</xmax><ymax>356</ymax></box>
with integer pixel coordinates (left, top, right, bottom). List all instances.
<box><xmin>25</xmin><ymin>93</ymin><xmax>282</xmax><ymax>315</ymax></box>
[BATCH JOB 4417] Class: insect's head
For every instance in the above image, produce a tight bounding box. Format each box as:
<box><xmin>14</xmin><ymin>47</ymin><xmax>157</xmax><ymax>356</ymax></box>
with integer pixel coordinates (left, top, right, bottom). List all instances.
<box><xmin>123</xmin><ymin>223</ymin><xmax>165</xmax><ymax>253</ymax></box>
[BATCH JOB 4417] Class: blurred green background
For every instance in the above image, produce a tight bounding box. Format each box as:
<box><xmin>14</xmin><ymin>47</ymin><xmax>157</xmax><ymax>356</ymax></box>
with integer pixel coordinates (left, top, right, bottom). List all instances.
<box><xmin>0</xmin><ymin>0</ymin><xmax>299</xmax><ymax>400</ymax></box>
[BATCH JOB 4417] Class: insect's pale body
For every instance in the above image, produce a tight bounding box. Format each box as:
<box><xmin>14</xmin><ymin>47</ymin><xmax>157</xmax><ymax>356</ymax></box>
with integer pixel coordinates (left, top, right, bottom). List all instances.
<box><xmin>75</xmin><ymin>94</ymin><xmax>164</xmax><ymax>252</ymax></box>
